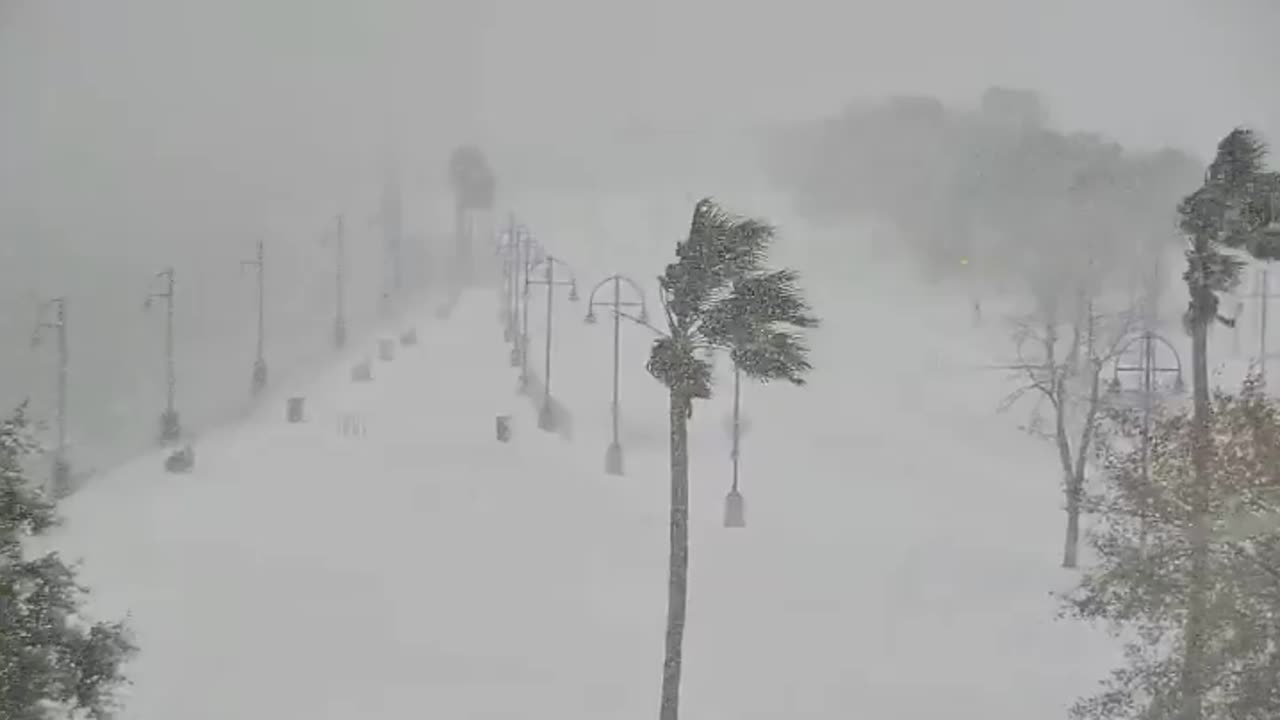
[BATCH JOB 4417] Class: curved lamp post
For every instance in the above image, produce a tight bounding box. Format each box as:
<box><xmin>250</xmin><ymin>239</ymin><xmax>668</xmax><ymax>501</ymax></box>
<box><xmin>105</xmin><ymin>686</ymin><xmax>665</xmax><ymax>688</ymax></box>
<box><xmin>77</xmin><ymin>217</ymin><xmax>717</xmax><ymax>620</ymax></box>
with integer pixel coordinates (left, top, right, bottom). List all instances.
<box><xmin>144</xmin><ymin>266</ymin><xmax>182</xmax><ymax>445</ymax></box>
<box><xmin>584</xmin><ymin>273</ymin><xmax>649</xmax><ymax>475</ymax></box>
<box><xmin>525</xmin><ymin>254</ymin><xmax>578</xmax><ymax>431</ymax></box>
<box><xmin>31</xmin><ymin>296</ymin><xmax>70</xmax><ymax>495</ymax></box>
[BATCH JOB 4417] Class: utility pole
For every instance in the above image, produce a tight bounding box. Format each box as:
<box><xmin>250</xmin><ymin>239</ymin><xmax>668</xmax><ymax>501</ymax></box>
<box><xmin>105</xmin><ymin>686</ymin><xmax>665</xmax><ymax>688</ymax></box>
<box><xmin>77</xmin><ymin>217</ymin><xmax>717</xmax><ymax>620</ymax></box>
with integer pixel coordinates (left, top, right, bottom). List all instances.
<box><xmin>241</xmin><ymin>239</ymin><xmax>268</xmax><ymax>395</ymax></box>
<box><xmin>144</xmin><ymin>267</ymin><xmax>181</xmax><ymax>444</ymax></box>
<box><xmin>333</xmin><ymin>214</ymin><xmax>348</xmax><ymax>349</ymax></box>
<box><xmin>585</xmin><ymin>273</ymin><xmax>648</xmax><ymax>475</ymax></box>
<box><xmin>32</xmin><ymin>296</ymin><xmax>70</xmax><ymax>495</ymax></box>
<box><xmin>525</xmin><ymin>254</ymin><xmax>578</xmax><ymax>431</ymax></box>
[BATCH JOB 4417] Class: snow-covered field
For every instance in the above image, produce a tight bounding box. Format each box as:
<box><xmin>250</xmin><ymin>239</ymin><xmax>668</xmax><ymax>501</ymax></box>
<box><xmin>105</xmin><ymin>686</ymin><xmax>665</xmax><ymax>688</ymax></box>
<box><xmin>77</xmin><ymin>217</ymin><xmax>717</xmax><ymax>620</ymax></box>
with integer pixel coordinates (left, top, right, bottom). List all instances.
<box><xmin>49</xmin><ymin>189</ymin><xmax>1128</xmax><ymax>718</ymax></box>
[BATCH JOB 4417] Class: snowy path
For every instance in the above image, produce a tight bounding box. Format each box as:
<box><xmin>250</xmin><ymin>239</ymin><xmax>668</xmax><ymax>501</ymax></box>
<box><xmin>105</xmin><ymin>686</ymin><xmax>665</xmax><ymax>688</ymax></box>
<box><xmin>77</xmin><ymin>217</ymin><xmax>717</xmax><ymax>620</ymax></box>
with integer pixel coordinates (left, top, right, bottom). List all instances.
<box><xmin>47</xmin><ymin>188</ymin><xmax>1128</xmax><ymax>719</ymax></box>
<box><xmin>499</xmin><ymin>188</ymin><xmax>1123</xmax><ymax>718</ymax></box>
<box><xmin>51</xmin><ymin>291</ymin><xmax>665</xmax><ymax>719</ymax></box>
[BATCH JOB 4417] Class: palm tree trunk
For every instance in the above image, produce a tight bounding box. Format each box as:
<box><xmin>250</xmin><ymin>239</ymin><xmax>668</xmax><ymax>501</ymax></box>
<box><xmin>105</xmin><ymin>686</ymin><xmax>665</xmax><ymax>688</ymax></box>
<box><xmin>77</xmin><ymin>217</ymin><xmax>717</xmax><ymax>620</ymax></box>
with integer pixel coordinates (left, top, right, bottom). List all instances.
<box><xmin>1179</xmin><ymin>313</ymin><xmax>1212</xmax><ymax>720</ymax></box>
<box><xmin>659</xmin><ymin>389</ymin><xmax>691</xmax><ymax>720</ymax></box>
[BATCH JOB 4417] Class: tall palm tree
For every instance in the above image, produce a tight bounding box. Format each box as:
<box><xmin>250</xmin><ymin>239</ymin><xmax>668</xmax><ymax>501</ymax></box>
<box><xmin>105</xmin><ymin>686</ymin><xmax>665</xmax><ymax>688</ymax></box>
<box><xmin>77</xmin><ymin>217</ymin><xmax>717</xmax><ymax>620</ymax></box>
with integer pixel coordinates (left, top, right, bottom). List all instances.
<box><xmin>1175</xmin><ymin>127</ymin><xmax>1280</xmax><ymax>720</ymax></box>
<box><xmin>646</xmin><ymin>199</ymin><xmax>819</xmax><ymax>720</ymax></box>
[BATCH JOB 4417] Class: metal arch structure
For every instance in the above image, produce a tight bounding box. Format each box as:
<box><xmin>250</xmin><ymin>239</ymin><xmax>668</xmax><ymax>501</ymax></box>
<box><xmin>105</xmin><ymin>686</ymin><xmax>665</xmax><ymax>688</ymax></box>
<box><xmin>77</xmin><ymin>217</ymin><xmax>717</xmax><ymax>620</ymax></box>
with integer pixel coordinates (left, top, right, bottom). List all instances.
<box><xmin>1107</xmin><ymin>330</ymin><xmax>1185</xmax><ymax>406</ymax></box>
<box><xmin>584</xmin><ymin>274</ymin><xmax>648</xmax><ymax>325</ymax></box>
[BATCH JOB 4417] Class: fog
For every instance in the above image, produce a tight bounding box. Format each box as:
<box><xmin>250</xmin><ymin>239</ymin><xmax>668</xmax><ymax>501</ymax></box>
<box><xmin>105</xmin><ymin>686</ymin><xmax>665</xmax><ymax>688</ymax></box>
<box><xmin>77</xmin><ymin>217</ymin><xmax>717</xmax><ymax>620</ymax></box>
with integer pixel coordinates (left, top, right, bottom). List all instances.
<box><xmin>2</xmin><ymin>0</ymin><xmax>1279</xmax><ymax>470</ymax></box>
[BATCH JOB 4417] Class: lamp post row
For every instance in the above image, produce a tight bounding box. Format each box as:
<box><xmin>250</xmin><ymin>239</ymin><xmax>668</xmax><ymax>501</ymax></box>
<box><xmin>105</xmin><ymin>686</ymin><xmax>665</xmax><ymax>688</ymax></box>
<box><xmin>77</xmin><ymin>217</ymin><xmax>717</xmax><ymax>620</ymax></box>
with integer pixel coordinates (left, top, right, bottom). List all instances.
<box><xmin>497</xmin><ymin>219</ymin><xmax>747</xmax><ymax>526</ymax></box>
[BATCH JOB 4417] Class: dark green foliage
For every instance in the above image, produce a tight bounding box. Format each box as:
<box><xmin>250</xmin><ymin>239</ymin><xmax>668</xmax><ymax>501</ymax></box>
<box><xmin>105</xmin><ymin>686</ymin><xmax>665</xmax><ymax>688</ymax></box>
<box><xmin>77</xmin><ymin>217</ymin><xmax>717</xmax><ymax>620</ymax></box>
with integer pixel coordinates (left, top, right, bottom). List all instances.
<box><xmin>1179</xmin><ymin>129</ymin><xmax>1280</xmax><ymax>330</ymax></box>
<box><xmin>1068</xmin><ymin>376</ymin><xmax>1280</xmax><ymax>719</ymax></box>
<box><xmin>648</xmin><ymin>199</ymin><xmax>819</xmax><ymax>403</ymax></box>
<box><xmin>0</xmin><ymin>405</ymin><xmax>136</xmax><ymax>720</ymax></box>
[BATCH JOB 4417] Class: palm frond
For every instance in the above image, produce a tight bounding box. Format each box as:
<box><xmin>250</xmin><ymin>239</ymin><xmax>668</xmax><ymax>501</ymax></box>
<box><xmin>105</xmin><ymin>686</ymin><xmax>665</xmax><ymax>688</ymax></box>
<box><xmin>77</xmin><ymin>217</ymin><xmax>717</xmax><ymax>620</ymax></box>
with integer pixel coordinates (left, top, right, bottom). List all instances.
<box><xmin>699</xmin><ymin>269</ymin><xmax>820</xmax><ymax>348</ymax></box>
<box><xmin>646</xmin><ymin>336</ymin><xmax>714</xmax><ymax>400</ymax></box>
<box><xmin>730</xmin><ymin>330</ymin><xmax>813</xmax><ymax>385</ymax></box>
<box><xmin>662</xmin><ymin>199</ymin><xmax>774</xmax><ymax>325</ymax></box>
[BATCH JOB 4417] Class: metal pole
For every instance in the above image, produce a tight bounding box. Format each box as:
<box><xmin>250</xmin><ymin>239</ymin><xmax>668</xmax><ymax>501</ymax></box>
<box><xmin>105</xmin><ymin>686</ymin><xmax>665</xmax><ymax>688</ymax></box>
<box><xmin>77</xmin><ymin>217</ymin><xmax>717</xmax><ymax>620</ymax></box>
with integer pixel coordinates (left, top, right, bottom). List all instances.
<box><xmin>543</xmin><ymin>258</ymin><xmax>555</xmax><ymax>409</ymax></box>
<box><xmin>164</xmin><ymin>269</ymin><xmax>176</xmax><ymax>417</ymax></box>
<box><xmin>520</xmin><ymin>242</ymin><xmax>532</xmax><ymax>389</ymax></box>
<box><xmin>256</xmin><ymin>240</ymin><xmax>265</xmax><ymax>363</ymax></box>
<box><xmin>731</xmin><ymin>364</ymin><xmax>741</xmax><ymax>493</ymax></box>
<box><xmin>508</xmin><ymin>219</ymin><xmax>519</xmax><ymax>334</ymax></box>
<box><xmin>335</xmin><ymin>214</ymin><xmax>347</xmax><ymax>347</ymax></box>
<box><xmin>611</xmin><ymin>275</ymin><xmax>621</xmax><ymax>449</ymax></box>
<box><xmin>1262</xmin><ymin>268</ymin><xmax>1269</xmax><ymax>384</ymax></box>
<box><xmin>56</xmin><ymin>300</ymin><xmax>67</xmax><ymax>458</ymax></box>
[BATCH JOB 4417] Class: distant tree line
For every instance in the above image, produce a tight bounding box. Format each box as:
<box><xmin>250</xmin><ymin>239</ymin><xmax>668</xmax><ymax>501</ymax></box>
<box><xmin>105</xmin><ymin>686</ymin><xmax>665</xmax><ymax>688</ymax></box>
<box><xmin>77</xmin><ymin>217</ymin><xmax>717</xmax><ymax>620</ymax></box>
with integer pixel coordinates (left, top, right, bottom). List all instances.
<box><xmin>762</xmin><ymin>87</ymin><xmax>1203</xmax><ymax>299</ymax></box>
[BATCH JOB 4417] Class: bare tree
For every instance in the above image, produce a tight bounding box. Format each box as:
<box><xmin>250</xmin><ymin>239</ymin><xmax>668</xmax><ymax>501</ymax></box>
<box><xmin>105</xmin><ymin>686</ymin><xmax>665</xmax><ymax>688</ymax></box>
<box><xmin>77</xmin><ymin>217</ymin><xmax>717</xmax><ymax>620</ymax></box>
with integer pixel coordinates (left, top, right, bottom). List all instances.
<box><xmin>999</xmin><ymin>292</ymin><xmax>1136</xmax><ymax>567</ymax></box>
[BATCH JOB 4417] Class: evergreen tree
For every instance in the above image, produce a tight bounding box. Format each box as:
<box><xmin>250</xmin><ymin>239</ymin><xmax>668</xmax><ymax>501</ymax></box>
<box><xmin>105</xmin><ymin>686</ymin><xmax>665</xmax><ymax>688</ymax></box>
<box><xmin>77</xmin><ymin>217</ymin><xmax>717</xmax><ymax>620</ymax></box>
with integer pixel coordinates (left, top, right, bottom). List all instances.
<box><xmin>0</xmin><ymin>404</ymin><xmax>136</xmax><ymax>719</ymax></box>
<box><xmin>1069</xmin><ymin>375</ymin><xmax>1280</xmax><ymax>719</ymax></box>
<box><xmin>647</xmin><ymin>199</ymin><xmax>818</xmax><ymax>720</ymax></box>
<box><xmin>1175</xmin><ymin>128</ymin><xmax>1280</xmax><ymax>720</ymax></box>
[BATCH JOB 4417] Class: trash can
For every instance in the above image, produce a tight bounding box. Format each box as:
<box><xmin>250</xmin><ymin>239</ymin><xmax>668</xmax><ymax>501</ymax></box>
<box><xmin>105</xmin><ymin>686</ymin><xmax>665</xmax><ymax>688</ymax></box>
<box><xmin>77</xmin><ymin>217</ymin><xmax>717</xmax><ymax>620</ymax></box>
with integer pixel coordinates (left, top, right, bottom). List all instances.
<box><xmin>286</xmin><ymin>397</ymin><xmax>305</xmax><ymax>423</ymax></box>
<box><xmin>495</xmin><ymin>415</ymin><xmax>511</xmax><ymax>442</ymax></box>
<box><xmin>351</xmin><ymin>361</ymin><xmax>373</xmax><ymax>382</ymax></box>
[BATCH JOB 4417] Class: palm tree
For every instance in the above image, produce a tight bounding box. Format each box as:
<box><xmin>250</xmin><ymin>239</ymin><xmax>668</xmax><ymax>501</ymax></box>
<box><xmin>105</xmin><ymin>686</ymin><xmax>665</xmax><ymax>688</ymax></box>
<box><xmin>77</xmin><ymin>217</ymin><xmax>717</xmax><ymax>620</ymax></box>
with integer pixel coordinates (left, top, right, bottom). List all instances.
<box><xmin>646</xmin><ymin>198</ymin><xmax>819</xmax><ymax>720</ymax></box>
<box><xmin>1175</xmin><ymin>128</ymin><xmax>1280</xmax><ymax>720</ymax></box>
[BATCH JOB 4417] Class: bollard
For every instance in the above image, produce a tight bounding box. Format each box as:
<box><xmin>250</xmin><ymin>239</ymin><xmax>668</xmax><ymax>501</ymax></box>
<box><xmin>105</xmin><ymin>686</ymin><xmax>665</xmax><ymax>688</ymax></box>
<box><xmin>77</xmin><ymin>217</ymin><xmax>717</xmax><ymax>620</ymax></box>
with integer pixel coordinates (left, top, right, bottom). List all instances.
<box><xmin>400</xmin><ymin>328</ymin><xmax>418</xmax><ymax>347</ymax></box>
<box><xmin>495</xmin><ymin>415</ymin><xmax>511</xmax><ymax>442</ymax></box>
<box><xmin>350</xmin><ymin>361</ymin><xmax>373</xmax><ymax>382</ymax></box>
<box><xmin>164</xmin><ymin>444</ymin><xmax>195</xmax><ymax>474</ymax></box>
<box><xmin>286</xmin><ymin>397</ymin><xmax>305</xmax><ymax>423</ymax></box>
<box><xmin>724</xmin><ymin>489</ymin><xmax>746</xmax><ymax>528</ymax></box>
<box><xmin>378</xmin><ymin>338</ymin><xmax>396</xmax><ymax>362</ymax></box>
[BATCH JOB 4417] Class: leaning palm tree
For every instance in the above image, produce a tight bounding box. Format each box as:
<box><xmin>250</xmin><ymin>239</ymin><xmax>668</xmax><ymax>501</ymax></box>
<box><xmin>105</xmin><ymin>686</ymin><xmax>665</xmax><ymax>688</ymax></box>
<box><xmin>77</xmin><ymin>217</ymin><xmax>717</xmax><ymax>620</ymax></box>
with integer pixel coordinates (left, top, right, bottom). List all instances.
<box><xmin>646</xmin><ymin>198</ymin><xmax>819</xmax><ymax>720</ymax></box>
<box><xmin>1175</xmin><ymin>127</ymin><xmax>1280</xmax><ymax>720</ymax></box>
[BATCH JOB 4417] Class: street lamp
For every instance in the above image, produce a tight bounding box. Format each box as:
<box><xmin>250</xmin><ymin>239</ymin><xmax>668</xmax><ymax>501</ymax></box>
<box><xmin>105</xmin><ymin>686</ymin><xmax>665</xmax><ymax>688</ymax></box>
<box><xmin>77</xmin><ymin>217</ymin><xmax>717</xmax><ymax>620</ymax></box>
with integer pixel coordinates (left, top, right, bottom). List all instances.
<box><xmin>525</xmin><ymin>253</ymin><xmax>578</xmax><ymax>431</ymax></box>
<box><xmin>584</xmin><ymin>273</ymin><xmax>648</xmax><ymax>475</ymax></box>
<box><xmin>31</xmin><ymin>296</ymin><xmax>70</xmax><ymax>496</ymax></box>
<box><xmin>240</xmin><ymin>239</ymin><xmax>268</xmax><ymax>396</ymax></box>
<box><xmin>143</xmin><ymin>266</ymin><xmax>182</xmax><ymax>445</ymax></box>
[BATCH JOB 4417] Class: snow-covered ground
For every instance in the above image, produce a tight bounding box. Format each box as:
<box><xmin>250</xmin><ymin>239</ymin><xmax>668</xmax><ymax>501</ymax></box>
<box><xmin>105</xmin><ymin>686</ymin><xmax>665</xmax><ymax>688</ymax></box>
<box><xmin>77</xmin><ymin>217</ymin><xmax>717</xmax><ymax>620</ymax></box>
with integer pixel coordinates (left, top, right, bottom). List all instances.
<box><xmin>49</xmin><ymin>189</ymin><xmax>1127</xmax><ymax>718</ymax></box>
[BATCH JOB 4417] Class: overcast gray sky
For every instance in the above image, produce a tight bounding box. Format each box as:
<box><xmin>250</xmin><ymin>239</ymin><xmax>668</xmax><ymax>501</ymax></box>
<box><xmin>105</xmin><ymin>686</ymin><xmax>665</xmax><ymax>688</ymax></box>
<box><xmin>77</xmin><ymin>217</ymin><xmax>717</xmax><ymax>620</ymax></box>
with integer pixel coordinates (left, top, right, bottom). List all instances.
<box><xmin>1</xmin><ymin>0</ymin><xmax>1278</xmax><ymax>234</ymax></box>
